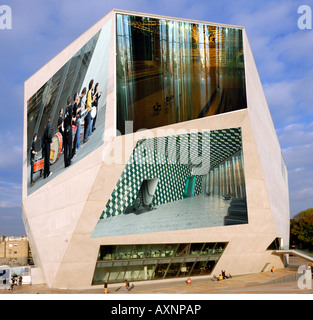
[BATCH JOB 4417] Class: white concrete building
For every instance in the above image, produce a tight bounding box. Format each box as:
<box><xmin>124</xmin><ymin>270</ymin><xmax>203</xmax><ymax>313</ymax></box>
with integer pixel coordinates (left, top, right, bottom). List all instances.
<box><xmin>23</xmin><ymin>10</ymin><xmax>289</xmax><ymax>289</ymax></box>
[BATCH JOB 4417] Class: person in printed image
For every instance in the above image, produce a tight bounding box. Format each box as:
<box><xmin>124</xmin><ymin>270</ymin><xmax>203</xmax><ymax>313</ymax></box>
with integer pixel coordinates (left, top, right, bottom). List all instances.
<box><xmin>30</xmin><ymin>133</ymin><xmax>38</xmax><ymax>187</ymax></box>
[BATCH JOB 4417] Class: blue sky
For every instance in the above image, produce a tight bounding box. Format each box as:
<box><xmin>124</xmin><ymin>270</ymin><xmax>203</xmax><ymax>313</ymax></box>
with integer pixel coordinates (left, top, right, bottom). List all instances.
<box><xmin>0</xmin><ymin>0</ymin><xmax>313</xmax><ymax>235</ymax></box>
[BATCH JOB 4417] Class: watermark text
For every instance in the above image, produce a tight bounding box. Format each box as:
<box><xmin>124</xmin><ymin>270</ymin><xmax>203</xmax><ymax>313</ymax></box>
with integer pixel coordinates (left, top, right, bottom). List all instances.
<box><xmin>297</xmin><ymin>265</ymin><xmax>312</xmax><ymax>290</ymax></box>
<box><xmin>298</xmin><ymin>5</ymin><xmax>312</xmax><ymax>29</ymax></box>
<box><xmin>102</xmin><ymin>122</ymin><xmax>211</xmax><ymax>170</ymax></box>
<box><xmin>0</xmin><ymin>5</ymin><xmax>12</xmax><ymax>30</ymax></box>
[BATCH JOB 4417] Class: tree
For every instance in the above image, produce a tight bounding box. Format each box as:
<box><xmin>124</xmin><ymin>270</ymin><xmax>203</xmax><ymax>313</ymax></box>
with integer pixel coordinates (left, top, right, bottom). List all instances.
<box><xmin>290</xmin><ymin>208</ymin><xmax>313</xmax><ymax>251</ymax></box>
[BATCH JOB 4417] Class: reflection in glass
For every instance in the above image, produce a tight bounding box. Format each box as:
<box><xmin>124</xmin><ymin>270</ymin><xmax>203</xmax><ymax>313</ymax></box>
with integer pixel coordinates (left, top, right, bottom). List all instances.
<box><xmin>116</xmin><ymin>14</ymin><xmax>246</xmax><ymax>134</ymax></box>
<box><xmin>202</xmin><ymin>243</ymin><xmax>216</xmax><ymax>255</ymax></box>
<box><xmin>165</xmin><ymin>263</ymin><xmax>181</xmax><ymax>278</ymax></box>
<box><xmin>125</xmin><ymin>261</ymin><xmax>143</xmax><ymax>281</ymax></box>
<box><xmin>179</xmin><ymin>262</ymin><xmax>194</xmax><ymax>277</ymax></box>
<box><xmin>148</xmin><ymin>244</ymin><xmax>165</xmax><ymax>258</ymax></box>
<box><xmin>154</xmin><ymin>264</ymin><xmax>169</xmax><ymax>279</ymax></box>
<box><xmin>214</xmin><ymin>243</ymin><xmax>227</xmax><ymax>254</ymax></box>
<box><xmin>204</xmin><ymin>261</ymin><xmax>216</xmax><ymax>275</ymax></box>
<box><xmin>108</xmin><ymin>263</ymin><xmax>128</xmax><ymax>282</ymax></box>
<box><xmin>138</xmin><ymin>262</ymin><xmax>155</xmax><ymax>281</ymax></box>
<box><xmin>115</xmin><ymin>245</ymin><xmax>134</xmax><ymax>260</ymax></box>
<box><xmin>206</xmin><ymin>150</ymin><xmax>246</xmax><ymax>199</ymax></box>
<box><xmin>93</xmin><ymin>266</ymin><xmax>111</xmax><ymax>284</ymax></box>
<box><xmin>132</xmin><ymin>245</ymin><xmax>150</xmax><ymax>259</ymax></box>
<box><xmin>99</xmin><ymin>245</ymin><xmax>115</xmax><ymax>260</ymax></box>
<box><xmin>191</xmin><ymin>261</ymin><xmax>207</xmax><ymax>276</ymax></box>
<box><xmin>164</xmin><ymin>244</ymin><xmax>177</xmax><ymax>257</ymax></box>
<box><xmin>190</xmin><ymin>243</ymin><xmax>205</xmax><ymax>255</ymax></box>
<box><xmin>175</xmin><ymin>244</ymin><xmax>190</xmax><ymax>257</ymax></box>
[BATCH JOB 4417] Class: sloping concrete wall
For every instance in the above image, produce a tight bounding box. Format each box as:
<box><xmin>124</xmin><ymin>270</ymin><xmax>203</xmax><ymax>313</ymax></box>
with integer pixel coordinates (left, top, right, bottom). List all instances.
<box><xmin>243</xmin><ymin>29</ymin><xmax>290</xmax><ymax>246</ymax></box>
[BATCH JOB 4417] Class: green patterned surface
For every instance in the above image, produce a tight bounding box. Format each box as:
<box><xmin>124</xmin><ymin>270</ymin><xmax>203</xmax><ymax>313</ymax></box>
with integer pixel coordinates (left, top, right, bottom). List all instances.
<box><xmin>100</xmin><ymin>128</ymin><xmax>242</xmax><ymax>219</ymax></box>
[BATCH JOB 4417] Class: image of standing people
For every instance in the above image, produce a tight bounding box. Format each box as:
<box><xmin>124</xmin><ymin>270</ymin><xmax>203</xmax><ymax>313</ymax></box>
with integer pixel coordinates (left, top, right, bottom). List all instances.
<box><xmin>92</xmin><ymin>82</ymin><xmax>102</xmax><ymax>133</ymax></box>
<box><xmin>84</xmin><ymin>79</ymin><xmax>96</xmax><ymax>143</ymax></box>
<box><xmin>63</xmin><ymin>96</ymin><xmax>75</xmax><ymax>168</ymax></box>
<box><xmin>26</xmin><ymin>21</ymin><xmax>111</xmax><ymax>197</ymax></box>
<box><xmin>75</xmin><ymin>87</ymin><xmax>86</xmax><ymax>152</ymax></box>
<box><xmin>43</xmin><ymin>116</ymin><xmax>52</xmax><ymax>179</ymax></box>
<box><xmin>72</xmin><ymin>92</ymin><xmax>80</xmax><ymax>159</ymax></box>
<box><xmin>30</xmin><ymin>133</ymin><xmax>38</xmax><ymax>186</ymax></box>
<box><xmin>41</xmin><ymin>127</ymin><xmax>46</xmax><ymax>165</ymax></box>
<box><xmin>57</xmin><ymin>108</ymin><xmax>64</xmax><ymax>153</ymax></box>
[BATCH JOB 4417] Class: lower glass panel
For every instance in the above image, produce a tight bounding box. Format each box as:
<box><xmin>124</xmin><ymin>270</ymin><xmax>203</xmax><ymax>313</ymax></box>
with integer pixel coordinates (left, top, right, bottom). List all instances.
<box><xmin>92</xmin><ymin>242</ymin><xmax>228</xmax><ymax>285</ymax></box>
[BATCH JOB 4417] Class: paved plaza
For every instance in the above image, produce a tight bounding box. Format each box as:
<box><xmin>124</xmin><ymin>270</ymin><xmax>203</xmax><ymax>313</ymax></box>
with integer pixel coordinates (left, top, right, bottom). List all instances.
<box><xmin>1</xmin><ymin>257</ymin><xmax>312</xmax><ymax>297</ymax></box>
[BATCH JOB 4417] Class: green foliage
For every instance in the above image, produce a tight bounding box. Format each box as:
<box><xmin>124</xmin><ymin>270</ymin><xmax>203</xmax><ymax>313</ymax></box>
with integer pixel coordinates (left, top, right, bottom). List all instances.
<box><xmin>290</xmin><ymin>208</ymin><xmax>313</xmax><ymax>251</ymax></box>
<box><xmin>293</xmin><ymin>208</ymin><xmax>313</xmax><ymax>220</ymax></box>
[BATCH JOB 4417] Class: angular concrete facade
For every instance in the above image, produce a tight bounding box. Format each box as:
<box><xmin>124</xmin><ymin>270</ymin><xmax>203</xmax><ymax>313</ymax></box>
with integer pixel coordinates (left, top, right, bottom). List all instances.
<box><xmin>23</xmin><ymin>10</ymin><xmax>289</xmax><ymax>289</ymax></box>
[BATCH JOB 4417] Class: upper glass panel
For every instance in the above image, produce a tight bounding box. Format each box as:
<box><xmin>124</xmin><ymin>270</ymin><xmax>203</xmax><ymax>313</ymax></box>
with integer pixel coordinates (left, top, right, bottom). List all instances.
<box><xmin>116</xmin><ymin>14</ymin><xmax>247</xmax><ymax>134</ymax></box>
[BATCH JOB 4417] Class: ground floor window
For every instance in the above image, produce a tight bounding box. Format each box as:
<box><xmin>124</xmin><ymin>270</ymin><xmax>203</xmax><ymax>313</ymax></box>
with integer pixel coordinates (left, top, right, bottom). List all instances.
<box><xmin>92</xmin><ymin>242</ymin><xmax>227</xmax><ymax>285</ymax></box>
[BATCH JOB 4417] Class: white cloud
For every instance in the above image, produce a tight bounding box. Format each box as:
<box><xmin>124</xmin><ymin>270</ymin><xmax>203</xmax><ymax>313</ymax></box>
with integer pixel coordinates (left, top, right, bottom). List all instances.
<box><xmin>0</xmin><ymin>132</ymin><xmax>23</xmax><ymax>170</ymax></box>
<box><xmin>277</xmin><ymin>123</ymin><xmax>313</xmax><ymax>148</ymax></box>
<box><xmin>0</xmin><ymin>206</ymin><xmax>24</xmax><ymax>236</ymax></box>
<box><xmin>282</xmin><ymin>140</ymin><xmax>313</xmax><ymax>216</ymax></box>
<box><xmin>233</xmin><ymin>1</ymin><xmax>295</xmax><ymax>35</ymax></box>
<box><xmin>264</xmin><ymin>74</ymin><xmax>313</xmax><ymax>128</ymax></box>
<box><xmin>0</xmin><ymin>202</ymin><xmax>20</xmax><ymax>209</ymax></box>
<box><xmin>0</xmin><ymin>181</ymin><xmax>22</xmax><ymax>209</ymax></box>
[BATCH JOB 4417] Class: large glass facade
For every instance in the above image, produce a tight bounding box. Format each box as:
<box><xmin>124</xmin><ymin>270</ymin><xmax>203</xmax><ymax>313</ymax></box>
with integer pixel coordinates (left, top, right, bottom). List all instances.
<box><xmin>92</xmin><ymin>242</ymin><xmax>228</xmax><ymax>285</ymax></box>
<box><xmin>116</xmin><ymin>14</ymin><xmax>247</xmax><ymax>134</ymax></box>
